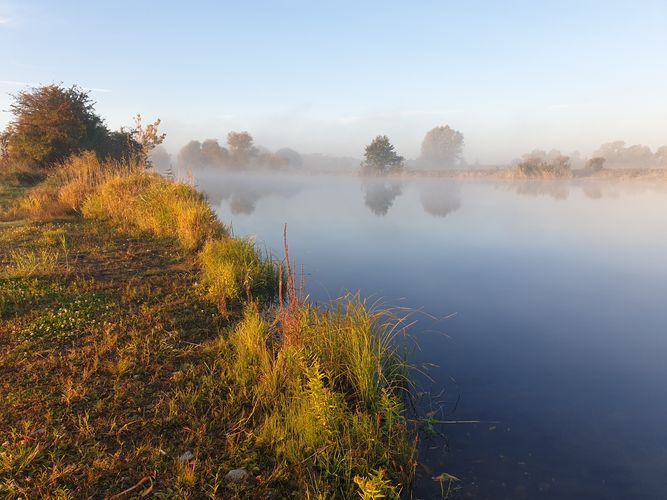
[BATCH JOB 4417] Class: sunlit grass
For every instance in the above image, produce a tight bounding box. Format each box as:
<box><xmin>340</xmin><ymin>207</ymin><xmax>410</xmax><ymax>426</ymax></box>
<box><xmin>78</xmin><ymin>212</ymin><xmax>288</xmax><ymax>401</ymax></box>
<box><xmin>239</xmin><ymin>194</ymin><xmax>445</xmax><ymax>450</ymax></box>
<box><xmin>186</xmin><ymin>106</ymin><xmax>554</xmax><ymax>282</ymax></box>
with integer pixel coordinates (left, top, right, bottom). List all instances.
<box><xmin>199</xmin><ymin>238</ymin><xmax>279</xmax><ymax>313</ymax></box>
<box><xmin>83</xmin><ymin>173</ymin><xmax>226</xmax><ymax>249</ymax></box>
<box><xmin>0</xmin><ymin>154</ymin><xmax>417</xmax><ymax>497</ymax></box>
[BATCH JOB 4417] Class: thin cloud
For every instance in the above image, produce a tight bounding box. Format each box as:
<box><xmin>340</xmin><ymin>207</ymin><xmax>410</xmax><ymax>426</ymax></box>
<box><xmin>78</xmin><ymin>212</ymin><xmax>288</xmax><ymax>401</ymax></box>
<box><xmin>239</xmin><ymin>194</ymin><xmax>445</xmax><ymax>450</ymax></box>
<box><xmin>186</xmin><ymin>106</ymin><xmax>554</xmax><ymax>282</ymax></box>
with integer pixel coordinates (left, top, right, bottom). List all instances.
<box><xmin>0</xmin><ymin>80</ymin><xmax>111</xmax><ymax>93</ymax></box>
<box><xmin>0</xmin><ymin>17</ymin><xmax>10</xmax><ymax>25</ymax></box>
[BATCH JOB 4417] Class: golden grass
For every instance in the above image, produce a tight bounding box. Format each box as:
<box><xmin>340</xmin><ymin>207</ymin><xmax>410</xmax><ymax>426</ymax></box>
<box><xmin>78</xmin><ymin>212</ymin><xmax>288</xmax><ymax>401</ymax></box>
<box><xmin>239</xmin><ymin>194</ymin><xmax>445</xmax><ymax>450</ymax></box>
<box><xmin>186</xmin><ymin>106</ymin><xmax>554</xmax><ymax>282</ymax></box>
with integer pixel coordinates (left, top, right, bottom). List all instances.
<box><xmin>83</xmin><ymin>173</ymin><xmax>226</xmax><ymax>249</ymax></box>
<box><xmin>199</xmin><ymin>238</ymin><xmax>279</xmax><ymax>313</ymax></box>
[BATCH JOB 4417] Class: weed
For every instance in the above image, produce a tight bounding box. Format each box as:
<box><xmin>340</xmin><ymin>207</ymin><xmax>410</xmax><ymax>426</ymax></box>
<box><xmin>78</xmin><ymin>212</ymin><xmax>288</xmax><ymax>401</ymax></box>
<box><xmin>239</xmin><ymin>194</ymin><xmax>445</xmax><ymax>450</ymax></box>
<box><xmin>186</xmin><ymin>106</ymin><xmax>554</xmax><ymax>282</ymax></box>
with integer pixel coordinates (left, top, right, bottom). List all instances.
<box><xmin>4</xmin><ymin>248</ymin><xmax>60</xmax><ymax>278</ymax></box>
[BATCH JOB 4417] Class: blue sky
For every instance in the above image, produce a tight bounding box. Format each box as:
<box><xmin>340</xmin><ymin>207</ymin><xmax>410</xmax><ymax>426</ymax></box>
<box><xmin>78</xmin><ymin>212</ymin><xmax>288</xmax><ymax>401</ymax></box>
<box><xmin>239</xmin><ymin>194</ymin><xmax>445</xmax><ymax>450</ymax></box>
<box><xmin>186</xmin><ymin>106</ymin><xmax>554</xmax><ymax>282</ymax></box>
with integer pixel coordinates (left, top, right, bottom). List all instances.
<box><xmin>1</xmin><ymin>0</ymin><xmax>666</xmax><ymax>162</ymax></box>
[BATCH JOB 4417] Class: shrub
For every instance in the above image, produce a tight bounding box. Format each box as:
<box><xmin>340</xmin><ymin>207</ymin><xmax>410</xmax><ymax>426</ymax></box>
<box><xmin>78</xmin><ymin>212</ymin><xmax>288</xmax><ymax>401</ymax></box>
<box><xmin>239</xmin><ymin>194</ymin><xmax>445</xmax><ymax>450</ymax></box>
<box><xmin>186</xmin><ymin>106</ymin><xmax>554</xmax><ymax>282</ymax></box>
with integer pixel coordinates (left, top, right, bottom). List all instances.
<box><xmin>0</xmin><ymin>85</ymin><xmax>108</xmax><ymax>168</ymax></box>
<box><xmin>199</xmin><ymin>238</ymin><xmax>278</xmax><ymax>312</ymax></box>
<box><xmin>515</xmin><ymin>156</ymin><xmax>573</xmax><ymax>179</ymax></box>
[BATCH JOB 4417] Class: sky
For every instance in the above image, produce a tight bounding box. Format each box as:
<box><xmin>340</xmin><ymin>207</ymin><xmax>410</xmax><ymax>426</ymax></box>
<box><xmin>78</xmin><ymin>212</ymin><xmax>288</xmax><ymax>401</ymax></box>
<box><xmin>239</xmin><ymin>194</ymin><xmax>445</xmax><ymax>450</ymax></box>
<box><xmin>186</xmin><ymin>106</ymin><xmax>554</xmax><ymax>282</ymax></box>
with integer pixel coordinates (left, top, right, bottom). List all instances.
<box><xmin>1</xmin><ymin>0</ymin><xmax>666</xmax><ymax>163</ymax></box>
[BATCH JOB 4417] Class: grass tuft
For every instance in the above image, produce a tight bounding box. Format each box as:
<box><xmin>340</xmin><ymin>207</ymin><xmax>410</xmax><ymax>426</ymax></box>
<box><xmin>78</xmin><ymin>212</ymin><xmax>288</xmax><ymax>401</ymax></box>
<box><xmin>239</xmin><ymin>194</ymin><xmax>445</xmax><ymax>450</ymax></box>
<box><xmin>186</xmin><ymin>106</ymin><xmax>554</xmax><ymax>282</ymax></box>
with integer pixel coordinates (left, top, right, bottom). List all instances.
<box><xmin>199</xmin><ymin>238</ymin><xmax>279</xmax><ymax>313</ymax></box>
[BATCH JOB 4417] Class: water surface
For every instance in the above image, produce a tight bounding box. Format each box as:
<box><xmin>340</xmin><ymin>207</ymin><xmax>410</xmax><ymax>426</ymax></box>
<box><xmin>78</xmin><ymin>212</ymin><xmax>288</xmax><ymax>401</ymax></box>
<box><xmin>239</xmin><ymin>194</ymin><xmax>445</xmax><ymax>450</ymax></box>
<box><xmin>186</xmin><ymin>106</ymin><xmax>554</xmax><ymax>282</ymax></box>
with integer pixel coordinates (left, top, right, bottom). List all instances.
<box><xmin>199</xmin><ymin>172</ymin><xmax>667</xmax><ymax>499</ymax></box>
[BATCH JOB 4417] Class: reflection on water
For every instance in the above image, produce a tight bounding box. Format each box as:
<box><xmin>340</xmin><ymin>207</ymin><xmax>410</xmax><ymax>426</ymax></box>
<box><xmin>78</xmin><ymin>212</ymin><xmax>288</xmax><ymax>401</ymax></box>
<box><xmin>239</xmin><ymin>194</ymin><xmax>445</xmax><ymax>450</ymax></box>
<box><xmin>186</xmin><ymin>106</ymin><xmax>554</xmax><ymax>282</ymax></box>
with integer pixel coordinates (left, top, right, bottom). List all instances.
<box><xmin>419</xmin><ymin>180</ymin><xmax>461</xmax><ymax>218</ymax></box>
<box><xmin>509</xmin><ymin>180</ymin><xmax>633</xmax><ymax>202</ymax></box>
<box><xmin>361</xmin><ymin>178</ymin><xmax>404</xmax><ymax>216</ymax></box>
<box><xmin>194</xmin><ymin>170</ymin><xmax>301</xmax><ymax>215</ymax></box>
<box><xmin>513</xmin><ymin>180</ymin><xmax>570</xmax><ymax>200</ymax></box>
<box><xmin>196</xmin><ymin>172</ymin><xmax>667</xmax><ymax>499</ymax></box>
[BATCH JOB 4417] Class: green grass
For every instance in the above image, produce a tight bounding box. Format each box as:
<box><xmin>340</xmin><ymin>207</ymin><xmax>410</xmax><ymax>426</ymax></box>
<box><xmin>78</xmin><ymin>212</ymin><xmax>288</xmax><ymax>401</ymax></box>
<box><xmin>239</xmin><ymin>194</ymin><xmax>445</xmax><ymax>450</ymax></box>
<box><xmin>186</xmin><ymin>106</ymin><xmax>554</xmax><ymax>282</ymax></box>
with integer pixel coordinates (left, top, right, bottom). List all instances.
<box><xmin>199</xmin><ymin>238</ymin><xmax>279</xmax><ymax>313</ymax></box>
<box><xmin>0</xmin><ymin>158</ymin><xmax>417</xmax><ymax>497</ymax></box>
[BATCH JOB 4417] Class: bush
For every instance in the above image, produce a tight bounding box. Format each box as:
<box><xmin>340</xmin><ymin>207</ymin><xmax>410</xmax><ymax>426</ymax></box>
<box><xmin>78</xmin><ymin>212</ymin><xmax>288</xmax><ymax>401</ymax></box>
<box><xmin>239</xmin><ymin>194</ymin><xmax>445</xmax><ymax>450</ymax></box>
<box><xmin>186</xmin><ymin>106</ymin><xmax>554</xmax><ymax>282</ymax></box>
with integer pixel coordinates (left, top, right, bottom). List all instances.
<box><xmin>0</xmin><ymin>85</ymin><xmax>109</xmax><ymax>168</ymax></box>
<box><xmin>199</xmin><ymin>238</ymin><xmax>278</xmax><ymax>312</ymax></box>
<box><xmin>515</xmin><ymin>156</ymin><xmax>573</xmax><ymax>179</ymax></box>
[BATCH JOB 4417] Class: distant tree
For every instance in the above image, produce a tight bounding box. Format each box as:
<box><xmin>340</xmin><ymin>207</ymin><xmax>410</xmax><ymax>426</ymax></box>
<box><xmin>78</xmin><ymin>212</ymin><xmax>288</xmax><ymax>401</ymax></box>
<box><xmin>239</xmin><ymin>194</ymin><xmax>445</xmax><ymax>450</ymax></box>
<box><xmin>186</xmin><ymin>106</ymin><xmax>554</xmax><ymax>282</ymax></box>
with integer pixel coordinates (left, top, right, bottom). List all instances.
<box><xmin>625</xmin><ymin>144</ymin><xmax>653</xmax><ymax>165</ymax></box>
<box><xmin>593</xmin><ymin>141</ymin><xmax>654</xmax><ymax>168</ymax></box>
<box><xmin>593</xmin><ymin>141</ymin><xmax>625</xmax><ymax>159</ymax></box>
<box><xmin>655</xmin><ymin>146</ymin><xmax>667</xmax><ymax>167</ymax></box>
<box><xmin>201</xmin><ymin>139</ymin><xmax>229</xmax><ymax>166</ymax></box>
<box><xmin>178</xmin><ymin>140</ymin><xmax>203</xmax><ymax>166</ymax></box>
<box><xmin>275</xmin><ymin>147</ymin><xmax>303</xmax><ymax>168</ymax></box>
<box><xmin>362</xmin><ymin>135</ymin><xmax>404</xmax><ymax>173</ymax></box>
<box><xmin>419</xmin><ymin>125</ymin><xmax>464</xmax><ymax>169</ymax></box>
<box><xmin>227</xmin><ymin>131</ymin><xmax>258</xmax><ymax>166</ymax></box>
<box><xmin>584</xmin><ymin>156</ymin><xmax>606</xmax><ymax>172</ymax></box>
<box><xmin>149</xmin><ymin>145</ymin><xmax>172</xmax><ymax>171</ymax></box>
<box><xmin>0</xmin><ymin>84</ymin><xmax>108</xmax><ymax>167</ymax></box>
<box><xmin>257</xmin><ymin>151</ymin><xmax>289</xmax><ymax>170</ymax></box>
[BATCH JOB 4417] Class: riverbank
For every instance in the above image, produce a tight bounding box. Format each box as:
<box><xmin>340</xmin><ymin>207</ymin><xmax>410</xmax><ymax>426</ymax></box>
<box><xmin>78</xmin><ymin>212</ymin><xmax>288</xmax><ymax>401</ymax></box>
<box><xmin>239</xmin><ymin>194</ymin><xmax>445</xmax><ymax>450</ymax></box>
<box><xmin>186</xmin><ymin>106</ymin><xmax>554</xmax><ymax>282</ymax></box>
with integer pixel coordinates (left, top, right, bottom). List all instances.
<box><xmin>0</xmin><ymin>155</ymin><xmax>416</xmax><ymax>498</ymax></box>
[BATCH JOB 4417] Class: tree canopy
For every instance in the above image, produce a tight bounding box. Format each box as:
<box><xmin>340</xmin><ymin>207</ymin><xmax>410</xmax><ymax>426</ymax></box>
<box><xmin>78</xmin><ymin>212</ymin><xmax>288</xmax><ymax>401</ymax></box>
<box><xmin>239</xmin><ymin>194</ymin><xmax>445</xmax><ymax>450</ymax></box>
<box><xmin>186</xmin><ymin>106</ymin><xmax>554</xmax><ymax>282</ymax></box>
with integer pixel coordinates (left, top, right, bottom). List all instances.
<box><xmin>227</xmin><ymin>131</ymin><xmax>258</xmax><ymax>166</ymax></box>
<box><xmin>418</xmin><ymin>125</ymin><xmax>464</xmax><ymax>169</ymax></box>
<box><xmin>1</xmin><ymin>84</ymin><xmax>108</xmax><ymax>167</ymax></box>
<box><xmin>361</xmin><ymin>135</ymin><xmax>404</xmax><ymax>173</ymax></box>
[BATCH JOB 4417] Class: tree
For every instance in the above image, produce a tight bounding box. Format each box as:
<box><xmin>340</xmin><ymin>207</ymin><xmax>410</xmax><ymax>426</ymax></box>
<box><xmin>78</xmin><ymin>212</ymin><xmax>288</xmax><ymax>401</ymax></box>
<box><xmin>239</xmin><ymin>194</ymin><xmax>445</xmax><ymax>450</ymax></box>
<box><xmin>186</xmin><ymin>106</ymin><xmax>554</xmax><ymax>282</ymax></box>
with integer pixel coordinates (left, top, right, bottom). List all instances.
<box><xmin>275</xmin><ymin>148</ymin><xmax>303</xmax><ymax>168</ymax></box>
<box><xmin>149</xmin><ymin>145</ymin><xmax>172</xmax><ymax>171</ymax></box>
<box><xmin>593</xmin><ymin>141</ymin><xmax>654</xmax><ymax>168</ymax></box>
<box><xmin>126</xmin><ymin>114</ymin><xmax>165</xmax><ymax>164</ymax></box>
<box><xmin>655</xmin><ymin>146</ymin><xmax>667</xmax><ymax>167</ymax></box>
<box><xmin>1</xmin><ymin>84</ymin><xmax>108</xmax><ymax>167</ymax></box>
<box><xmin>178</xmin><ymin>140</ymin><xmax>203</xmax><ymax>166</ymax></box>
<box><xmin>201</xmin><ymin>139</ymin><xmax>229</xmax><ymax>166</ymax></box>
<box><xmin>419</xmin><ymin>125</ymin><xmax>464</xmax><ymax>169</ymax></box>
<box><xmin>361</xmin><ymin>135</ymin><xmax>404</xmax><ymax>173</ymax></box>
<box><xmin>227</xmin><ymin>131</ymin><xmax>258</xmax><ymax>166</ymax></box>
<box><xmin>584</xmin><ymin>157</ymin><xmax>606</xmax><ymax>172</ymax></box>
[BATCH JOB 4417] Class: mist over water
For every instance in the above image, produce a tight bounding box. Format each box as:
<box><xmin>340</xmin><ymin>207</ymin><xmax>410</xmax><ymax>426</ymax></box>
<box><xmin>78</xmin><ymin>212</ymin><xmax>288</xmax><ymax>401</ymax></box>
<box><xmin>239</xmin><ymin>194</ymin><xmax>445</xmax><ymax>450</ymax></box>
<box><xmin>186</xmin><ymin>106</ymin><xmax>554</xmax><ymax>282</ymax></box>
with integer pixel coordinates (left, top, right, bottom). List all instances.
<box><xmin>194</xmin><ymin>171</ymin><xmax>667</xmax><ymax>499</ymax></box>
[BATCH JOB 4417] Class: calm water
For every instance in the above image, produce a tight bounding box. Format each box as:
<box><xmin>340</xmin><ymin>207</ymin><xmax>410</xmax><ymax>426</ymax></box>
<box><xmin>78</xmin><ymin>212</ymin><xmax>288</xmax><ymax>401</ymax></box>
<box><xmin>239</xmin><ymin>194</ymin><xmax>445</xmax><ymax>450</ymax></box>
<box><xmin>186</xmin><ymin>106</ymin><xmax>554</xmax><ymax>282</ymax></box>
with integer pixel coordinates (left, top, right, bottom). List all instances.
<box><xmin>198</xmin><ymin>172</ymin><xmax>667</xmax><ymax>499</ymax></box>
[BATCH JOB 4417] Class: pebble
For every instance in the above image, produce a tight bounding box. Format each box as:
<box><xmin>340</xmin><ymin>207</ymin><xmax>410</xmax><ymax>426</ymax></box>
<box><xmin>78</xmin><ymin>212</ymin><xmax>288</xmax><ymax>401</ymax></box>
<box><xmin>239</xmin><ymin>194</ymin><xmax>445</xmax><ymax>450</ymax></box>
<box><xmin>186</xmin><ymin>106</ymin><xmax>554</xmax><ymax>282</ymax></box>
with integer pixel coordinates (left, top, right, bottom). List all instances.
<box><xmin>225</xmin><ymin>468</ymin><xmax>250</xmax><ymax>483</ymax></box>
<box><xmin>177</xmin><ymin>451</ymin><xmax>194</xmax><ymax>463</ymax></box>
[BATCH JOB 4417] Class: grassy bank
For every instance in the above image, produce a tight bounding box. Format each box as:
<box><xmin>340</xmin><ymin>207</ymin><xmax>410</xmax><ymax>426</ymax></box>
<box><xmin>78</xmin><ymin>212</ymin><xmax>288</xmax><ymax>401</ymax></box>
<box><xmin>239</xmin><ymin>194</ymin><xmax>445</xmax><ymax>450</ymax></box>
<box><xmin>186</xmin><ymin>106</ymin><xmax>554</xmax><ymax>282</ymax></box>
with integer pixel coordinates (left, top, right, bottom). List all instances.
<box><xmin>0</xmin><ymin>154</ymin><xmax>416</xmax><ymax>498</ymax></box>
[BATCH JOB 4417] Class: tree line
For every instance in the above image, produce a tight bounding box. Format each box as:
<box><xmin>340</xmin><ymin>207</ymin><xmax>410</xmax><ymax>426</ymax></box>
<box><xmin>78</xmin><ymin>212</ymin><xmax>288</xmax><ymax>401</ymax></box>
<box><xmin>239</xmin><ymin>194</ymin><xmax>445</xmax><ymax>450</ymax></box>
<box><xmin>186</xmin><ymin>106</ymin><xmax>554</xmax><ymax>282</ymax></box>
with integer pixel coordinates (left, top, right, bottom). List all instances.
<box><xmin>176</xmin><ymin>135</ymin><xmax>303</xmax><ymax>170</ymax></box>
<box><xmin>2</xmin><ymin>84</ymin><xmax>665</xmax><ymax>177</ymax></box>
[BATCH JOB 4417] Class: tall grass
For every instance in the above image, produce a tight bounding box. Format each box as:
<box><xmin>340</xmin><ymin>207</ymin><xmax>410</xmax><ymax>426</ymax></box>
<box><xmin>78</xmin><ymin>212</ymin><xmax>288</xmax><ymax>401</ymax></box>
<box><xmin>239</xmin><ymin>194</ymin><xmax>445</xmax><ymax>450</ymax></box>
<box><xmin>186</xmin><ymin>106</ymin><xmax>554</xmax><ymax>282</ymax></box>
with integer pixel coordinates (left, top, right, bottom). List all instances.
<box><xmin>223</xmin><ymin>300</ymin><xmax>414</xmax><ymax>497</ymax></box>
<box><xmin>82</xmin><ymin>173</ymin><xmax>226</xmax><ymax>249</ymax></box>
<box><xmin>199</xmin><ymin>238</ymin><xmax>279</xmax><ymax>313</ymax></box>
